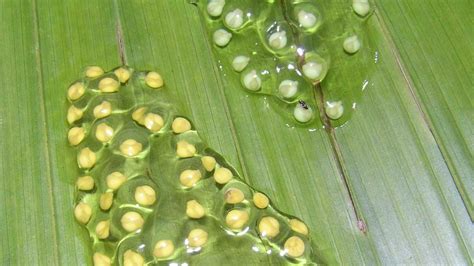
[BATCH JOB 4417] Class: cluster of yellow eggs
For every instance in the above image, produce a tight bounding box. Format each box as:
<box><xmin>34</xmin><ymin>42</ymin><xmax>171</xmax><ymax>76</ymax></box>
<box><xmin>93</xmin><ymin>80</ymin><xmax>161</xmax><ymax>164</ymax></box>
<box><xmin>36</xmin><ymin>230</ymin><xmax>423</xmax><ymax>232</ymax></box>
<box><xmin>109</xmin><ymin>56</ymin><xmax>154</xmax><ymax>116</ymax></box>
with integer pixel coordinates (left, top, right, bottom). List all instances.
<box><xmin>67</xmin><ymin>66</ymin><xmax>312</xmax><ymax>265</ymax></box>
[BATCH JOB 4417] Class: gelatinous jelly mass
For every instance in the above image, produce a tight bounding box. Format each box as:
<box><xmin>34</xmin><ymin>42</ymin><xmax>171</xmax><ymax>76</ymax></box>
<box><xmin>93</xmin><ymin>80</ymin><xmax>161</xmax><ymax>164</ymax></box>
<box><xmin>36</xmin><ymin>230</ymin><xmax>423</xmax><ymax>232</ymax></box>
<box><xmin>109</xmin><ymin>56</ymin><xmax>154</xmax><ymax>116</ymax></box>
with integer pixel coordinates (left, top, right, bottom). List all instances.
<box><xmin>66</xmin><ymin>66</ymin><xmax>319</xmax><ymax>265</ymax></box>
<box><xmin>195</xmin><ymin>0</ymin><xmax>374</xmax><ymax>127</ymax></box>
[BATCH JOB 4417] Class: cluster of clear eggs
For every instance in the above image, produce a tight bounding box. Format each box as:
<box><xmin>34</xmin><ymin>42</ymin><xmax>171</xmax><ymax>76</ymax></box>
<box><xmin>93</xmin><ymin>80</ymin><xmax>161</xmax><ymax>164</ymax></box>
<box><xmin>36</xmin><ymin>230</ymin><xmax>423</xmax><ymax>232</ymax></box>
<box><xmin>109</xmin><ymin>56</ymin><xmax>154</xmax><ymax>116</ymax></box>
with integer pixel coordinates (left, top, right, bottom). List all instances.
<box><xmin>199</xmin><ymin>0</ymin><xmax>371</xmax><ymax>126</ymax></box>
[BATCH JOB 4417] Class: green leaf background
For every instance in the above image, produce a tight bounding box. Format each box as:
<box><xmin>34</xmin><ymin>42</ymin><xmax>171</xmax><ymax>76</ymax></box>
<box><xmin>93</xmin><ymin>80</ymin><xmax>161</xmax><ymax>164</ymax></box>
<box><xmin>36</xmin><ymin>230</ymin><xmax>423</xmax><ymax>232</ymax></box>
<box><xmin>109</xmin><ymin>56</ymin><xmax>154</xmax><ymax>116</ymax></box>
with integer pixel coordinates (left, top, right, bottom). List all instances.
<box><xmin>0</xmin><ymin>0</ymin><xmax>472</xmax><ymax>265</ymax></box>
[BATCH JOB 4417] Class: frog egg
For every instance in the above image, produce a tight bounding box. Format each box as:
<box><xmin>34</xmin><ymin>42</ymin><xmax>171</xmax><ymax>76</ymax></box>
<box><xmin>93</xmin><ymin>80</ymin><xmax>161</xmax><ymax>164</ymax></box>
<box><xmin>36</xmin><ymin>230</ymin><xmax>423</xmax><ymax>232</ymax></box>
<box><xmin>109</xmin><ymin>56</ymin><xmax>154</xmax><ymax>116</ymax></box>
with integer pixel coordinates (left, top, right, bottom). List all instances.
<box><xmin>67</xmin><ymin>82</ymin><xmax>85</xmax><ymax>101</ymax></box>
<box><xmin>268</xmin><ymin>31</ymin><xmax>287</xmax><ymax>50</ymax></box>
<box><xmin>297</xmin><ymin>10</ymin><xmax>317</xmax><ymax>29</ymax></box>
<box><xmin>207</xmin><ymin>0</ymin><xmax>225</xmax><ymax>17</ymax></box>
<box><xmin>172</xmin><ymin>117</ymin><xmax>192</xmax><ymax>133</ymax></box>
<box><xmin>187</xmin><ymin>228</ymin><xmax>209</xmax><ymax>247</ymax></box>
<box><xmin>293</xmin><ymin>101</ymin><xmax>313</xmax><ymax>123</ymax></box>
<box><xmin>224</xmin><ymin>188</ymin><xmax>245</xmax><ymax>204</ymax></box>
<box><xmin>99</xmin><ymin>192</ymin><xmax>114</xmax><ymax>211</ymax></box>
<box><xmin>213</xmin><ymin>29</ymin><xmax>232</xmax><ymax>47</ymax></box>
<box><xmin>145</xmin><ymin>71</ymin><xmax>164</xmax><ymax>89</ymax></box>
<box><xmin>225</xmin><ymin>9</ymin><xmax>244</xmax><ymax>29</ymax></box>
<box><xmin>74</xmin><ymin>202</ymin><xmax>92</xmax><ymax>224</ymax></box>
<box><xmin>67</xmin><ymin>105</ymin><xmax>83</xmax><ymax>124</ymax></box>
<box><xmin>153</xmin><ymin>240</ymin><xmax>174</xmax><ymax>258</ymax></box>
<box><xmin>68</xmin><ymin>126</ymin><xmax>85</xmax><ymax>146</ymax></box>
<box><xmin>95</xmin><ymin>220</ymin><xmax>110</xmax><ymax>239</ymax></box>
<box><xmin>302</xmin><ymin>61</ymin><xmax>323</xmax><ymax>80</ymax></box>
<box><xmin>93</xmin><ymin>101</ymin><xmax>112</xmax><ymax>119</ymax></box>
<box><xmin>284</xmin><ymin>236</ymin><xmax>305</xmax><ymax>258</ymax></box>
<box><xmin>95</xmin><ymin>123</ymin><xmax>114</xmax><ymax>143</ymax></box>
<box><xmin>77</xmin><ymin>148</ymin><xmax>96</xmax><ymax>169</ymax></box>
<box><xmin>132</xmin><ymin>107</ymin><xmax>147</xmax><ymax>125</ymax></box>
<box><xmin>289</xmin><ymin>219</ymin><xmax>309</xmax><ymax>236</ymax></box>
<box><xmin>176</xmin><ymin>140</ymin><xmax>196</xmax><ymax>158</ymax></box>
<box><xmin>258</xmin><ymin>216</ymin><xmax>280</xmax><ymax>238</ymax></box>
<box><xmin>85</xmin><ymin>66</ymin><xmax>104</xmax><ymax>78</ymax></box>
<box><xmin>343</xmin><ymin>35</ymin><xmax>361</xmax><ymax>54</ymax></box>
<box><xmin>114</xmin><ymin>67</ymin><xmax>131</xmax><ymax>83</ymax></box>
<box><xmin>186</xmin><ymin>200</ymin><xmax>205</xmax><ymax>219</ymax></box>
<box><xmin>242</xmin><ymin>70</ymin><xmax>261</xmax><ymax>91</ymax></box>
<box><xmin>134</xmin><ymin>185</ymin><xmax>156</xmax><ymax>206</ymax></box>
<box><xmin>253</xmin><ymin>192</ymin><xmax>269</xmax><ymax>209</ymax></box>
<box><xmin>180</xmin><ymin>169</ymin><xmax>202</xmax><ymax>188</ymax></box>
<box><xmin>201</xmin><ymin>156</ymin><xmax>216</xmax><ymax>171</ymax></box>
<box><xmin>144</xmin><ymin>113</ymin><xmax>164</xmax><ymax>132</ymax></box>
<box><xmin>232</xmin><ymin>55</ymin><xmax>250</xmax><ymax>72</ymax></box>
<box><xmin>213</xmin><ymin>167</ymin><xmax>233</xmax><ymax>184</ymax></box>
<box><xmin>106</xmin><ymin>172</ymin><xmax>127</xmax><ymax>190</ymax></box>
<box><xmin>325</xmin><ymin>101</ymin><xmax>344</xmax><ymax>120</ymax></box>
<box><xmin>76</xmin><ymin>176</ymin><xmax>94</xmax><ymax>191</ymax></box>
<box><xmin>120</xmin><ymin>211</ymin><xmax>144</xmax><ymax>232</ymax></box>
<box><xmin>98</xmin><ymin>77</ymin><xmax>120</xmax><ymax>93</ymax></box>
<box><xmin>225</xmin><ymin>209</ymin><xmax>249</xmax><ymax>230</ymax></box>
<box><xmin>123</xmin><ymin>250</ymin><xmax>144</xmax><ymax>266</ymax></box>
<box><xmin>352</xmin><ymin>0</ymin><xmax>370</xmax><ymax>17</ymax></box>
<box><xmin>120</xmin><ymin>139</ymin><xmax>143</xmax><ymax>157</ymax></box>
<box><xmin>278</xmin><ymin>80</ymin><xmax>298</xmax><ymax>98</ymax></box>
<box><xmin>93</xmin><ymin>252</ymin><xmax>111</xmax><ymax>266</ymax></box>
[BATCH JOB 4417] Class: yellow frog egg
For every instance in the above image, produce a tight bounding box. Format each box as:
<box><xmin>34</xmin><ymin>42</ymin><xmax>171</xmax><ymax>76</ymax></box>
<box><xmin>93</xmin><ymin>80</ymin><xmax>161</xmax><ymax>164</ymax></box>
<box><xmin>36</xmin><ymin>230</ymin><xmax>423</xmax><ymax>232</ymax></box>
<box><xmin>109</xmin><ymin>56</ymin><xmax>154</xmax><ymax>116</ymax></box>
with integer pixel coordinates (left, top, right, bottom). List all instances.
<box><xmin>289</xmin><ymin>219</ymin><xmax>309</xmax><ymax>236</ymax></box>
<box><xmin>179</xmin><ymin>170</ymin><xmax>202</xmax><ymax>188</ymax></box>
<box><xmin>224</xmin><ymin>188</ymin><xmax>245</xmax><ymax>204</ymax></box>
<box><xmin>67</xmin><ymin>82</ymin><xmax>85</xmax><ymax>101</ymax></box>
<box><xmin>74</xmin><ymin>202</ymin><xmax>92</xmax><ymax>224</ymax></box>
<box><xmin>77</xmin><ymin>148</ymin><xmax>96</xmax><ymax>169</ymax></box>
<box><xmin>95</xmin><ymin>123</ymin><xmax>114</xmax><ymax>143</ymax></box>
<box><xmin>258</xmin><ymin>216</ymin><xmax>280</xmax><ymax>238</ymax></box>
<box><xmin>76</xmin><ymin>176</ymin><xmax>94</xmax><ymax>191</ymax></box>
<box><xmin>99</xmin><ymin>192</ymin><xmax>114</xmax><ymax>211</ymax></box>
<box><xmin>120</xmin><ymin>139</ymin><xmax>142</xmax><ymax>157</ymax></box>
<box><xmin>153</xmin><ymin>240</ymin><xmax>174</xmax><ymax>258</ymax></box>
<box><xmin>172</xmin><ymin>117</ymin><xmax>191</xmax><ymax>133</ymax></box>
<box><xmin>120</xmin><ymin>211</ymin><xmax>144</xmax><ymax>232</ymax></box>
<box><xmin>253</xmin><ymin>192</ymin><xmax>269</xmax><ymax>209</ymax></box>
<box><xmin>176</xmin><ymin>140</ymin><xmax>196</xmax><ymax>158</ymax></box>
<box><xmin>213</xmin><ymin>167</ymin><xmax>233</xmax><ymax>184</ymax></box>
<box><xmin>67</xmin><ymin>105</ymin><xmax>83</xmax><ymax>124</ymax></box>
<box><xmin>134</xmin><ymin>185</ymin><xmax>156</xmax><ymax>206</ymax></box>
<box><xmin>186</xmin><ymin>200</ymin><xmax>205</xmax><ymax>219</ymax></box>
<box><xmin>145</xmin><ymin>71</ymin><xmax>164</xmax><ymax>88</ymax></box>
<box><xmin>106</xmin><ymin>172</ymin><xmax>127</xmax><ymax>190</ymax></box>
<box><xmin>93</xmin><ymin>101</ymin><xmax>112</xmax><ymax>119</ymax></box>
<box><xmin>114</xmin><ymin>67</ymin><xmax>131</xmax><ymax>83</ymax></box>
<box><xmin>86</xmin><ymin>66</ymin><xmax>104</xmax><ymax>78</ymax></box>
<box><xmin>225</xmin><ymin>209</ymin><xmax>249</xmax><ymax>230</ymax></box>
<box><xmin>98</xmin><ymin>77</ymin><xmax>120</xmax><ymax>93</ymax></box>
<box><xmin>201</xmin><ymin>156</ymin><xmax>216</xmax><ymax>172</ymax></box>
<box><xmin>187</xmin><ymin>228</ymin><xmax>208</xmax><ymax>247</ymax></box>
<box><xmin>144</xmin><ymin>113</ymin><xmax>164</xmax><ymax>132</ymax></box>
<box><xmin>284</xmin><ymin>236</ymin><xmax>305</xmax><ymax>258</ymax></box>
<box><xmin>93</xmin><ymin>252</ymin><xmax>111</xmax><ymax>266</ymax></box>
<box><xmin>68</xmin><ymin>127</ymin><xmax>85</xmax><ymax>146</ymax></box>
<box><xmin>123</xmin><ymin>250</ymin><xmax>144</xmax><ymax>266</ymax></box>
<box><xmin>95</xmin><ymin>220</ymin><xmax>110</xmax><ymax>239</ymax></box>
<box><xmin>132</xmin><ymin>107</ymin><xmax>147</xmax><ymax>125</ymax></box>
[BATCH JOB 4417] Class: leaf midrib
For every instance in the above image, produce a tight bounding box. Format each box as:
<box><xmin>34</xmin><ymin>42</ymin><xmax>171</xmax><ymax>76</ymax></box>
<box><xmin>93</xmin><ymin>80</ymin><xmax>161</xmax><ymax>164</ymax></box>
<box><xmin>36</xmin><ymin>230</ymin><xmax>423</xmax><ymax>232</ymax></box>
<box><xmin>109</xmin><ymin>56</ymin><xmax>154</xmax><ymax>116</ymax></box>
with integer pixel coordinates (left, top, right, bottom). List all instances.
<box><xmin>278</xmin><ymin>0</ymin><xmax>366</xmax><ymax>229</ymax></box>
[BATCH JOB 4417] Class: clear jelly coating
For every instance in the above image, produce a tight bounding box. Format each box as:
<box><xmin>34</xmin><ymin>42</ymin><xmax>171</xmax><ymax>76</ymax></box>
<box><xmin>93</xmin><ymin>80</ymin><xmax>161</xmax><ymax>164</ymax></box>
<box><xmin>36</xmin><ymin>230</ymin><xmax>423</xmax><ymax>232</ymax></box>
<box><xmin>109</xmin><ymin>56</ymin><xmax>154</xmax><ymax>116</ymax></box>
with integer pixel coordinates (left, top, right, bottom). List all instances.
<box><xmin>67</xmin><ymin>66</ymin><xmax>318</xmax><ymax>265</ymax></box>
<box><xmin>195</xmin><ymin>0</ymin><xmax>375</xmax><ymax>128</ymax></box>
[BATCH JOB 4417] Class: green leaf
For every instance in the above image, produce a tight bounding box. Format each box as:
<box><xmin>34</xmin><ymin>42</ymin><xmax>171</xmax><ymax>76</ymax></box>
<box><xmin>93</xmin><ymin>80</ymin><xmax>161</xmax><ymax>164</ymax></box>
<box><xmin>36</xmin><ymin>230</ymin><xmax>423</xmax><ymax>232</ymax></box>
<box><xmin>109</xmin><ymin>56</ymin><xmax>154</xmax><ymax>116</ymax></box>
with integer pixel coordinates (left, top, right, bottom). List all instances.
<box><xmin>0</xmin><ymin>0</ymin><xmax>471</xmax><ymax>265</ymax></box>
<box><xmin>375</xmin><ymin>0</ymin><xmax>474</xmax><ymax>219</ymax></box>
